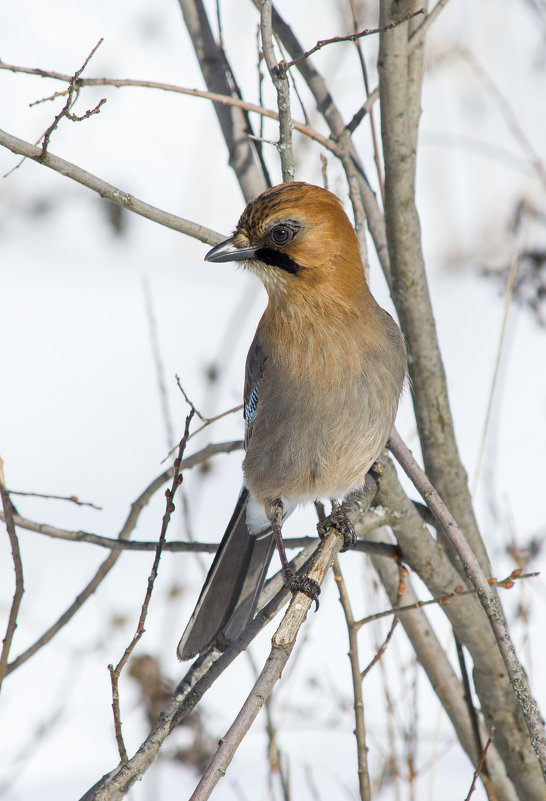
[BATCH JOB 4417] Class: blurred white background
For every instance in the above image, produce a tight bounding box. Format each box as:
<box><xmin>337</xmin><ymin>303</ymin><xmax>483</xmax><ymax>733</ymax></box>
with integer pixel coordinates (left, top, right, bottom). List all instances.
<box><xmin>1</xmin><ymin>1</ymin><xmax>545</xmax><ymax>799</ymax></box>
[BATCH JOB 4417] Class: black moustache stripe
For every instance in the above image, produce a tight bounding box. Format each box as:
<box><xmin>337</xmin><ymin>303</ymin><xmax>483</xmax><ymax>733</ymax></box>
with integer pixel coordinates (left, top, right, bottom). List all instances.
<box><xmin>255</xmin><ymin>247</ymin><xmax>301</xmax><ymax>275</ymax></box>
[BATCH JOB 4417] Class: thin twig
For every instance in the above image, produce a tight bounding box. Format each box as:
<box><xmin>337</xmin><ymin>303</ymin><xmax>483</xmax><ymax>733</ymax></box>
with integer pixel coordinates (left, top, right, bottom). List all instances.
<box><xmin>4</xmin><ymin>489</ymin><xmax>102</xmax><ymax>509</ymax></box>
<box><xmin>464</xmin><ymin>725</ymin><xmax>496</xmax><ymax>801</ymax></box>
<box><xmin>348</xmin><ymin>0</ymin><xmax>384</xmax><ymax>201</ymax></box>
<box><xmin>109</xmin><ymin>409</ymin><xmax>195</xmax><ymax>762</ymax></box>
<box><xmin>143</xmin><ymin>277</ymin><xmax>175</xmax><ymax>450</ymax></box>
<box><xmin>472</xmin><ymin>252</ymin><xmax>520</xmax><ymax>495</ymax></box>
<box><xmin>3</xmin><ymin>439</ymin><xmax>240</xmax><ymax>677</ymax></box>
<box><xmin>354</xmin><ymin>569</ymin><xmax>535</xmax><ymax>630</ymax></box>
<box><xmin>174</xmin><ymin>375</ymin><xmax>239</xmax><ymax>426</ymax></box>
<box><xmin>333</xmin><ymin>557</ymin><xmax>372</xmax><ymax>801</ymax></box>
<box><xmin>0</xmin><ymin>459</ymin><xmax>25</xmax><ymax>690</ymax></box>
<box><xmin>4</xmin><ymin>511</ymin><xmax>410</xmax><ymax>556</ymax></box>
<box><xmin>0</xmin><ymin>441</ymin><xmax>243</xmax><ymax>549</ymax></box>
<box><xmin>40</xmin><ymin>39</ymin><xmax>106</xmax><ymax>158</ymax></box>
<box><xmin>0</xmin><ymin>65</ymin><xmax>336</xmax><ymax>154</ymax></box>
<box><xmin>455</xmin><ymin>637</ymin><xmax>486</xmax><ymax>768</ymax></box>
<box><xmin>283</xmin><ymin>10</ymin><xmax>424</xmax><ymax>69</ymax></box>
<box><xmin>360</xmin><ymin>595</ymin><xmax>402</xmax><ymax>679</ymax></box>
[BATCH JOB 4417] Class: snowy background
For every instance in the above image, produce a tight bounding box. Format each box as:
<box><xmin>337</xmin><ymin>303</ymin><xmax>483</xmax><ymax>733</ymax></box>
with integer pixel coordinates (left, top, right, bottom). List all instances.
<box><xmin>1</xmin><ymin>1</ymin><xmax>545</xmax><ymax>799</ymax></box>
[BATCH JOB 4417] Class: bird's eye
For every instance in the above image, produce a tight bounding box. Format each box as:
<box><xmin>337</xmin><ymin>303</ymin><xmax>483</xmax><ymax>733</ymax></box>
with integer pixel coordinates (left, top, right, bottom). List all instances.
<box><xmin>271</xmin><ymin>225</ymin><xmax>292</xmax><ymax>246</ymax></box>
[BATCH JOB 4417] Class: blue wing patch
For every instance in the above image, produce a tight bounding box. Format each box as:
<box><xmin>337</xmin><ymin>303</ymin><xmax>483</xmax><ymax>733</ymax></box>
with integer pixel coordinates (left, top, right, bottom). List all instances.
<box><xmin>245</xmin><ymin>382</ymin><xmax>260</xmax><ymax>424</ymax></box>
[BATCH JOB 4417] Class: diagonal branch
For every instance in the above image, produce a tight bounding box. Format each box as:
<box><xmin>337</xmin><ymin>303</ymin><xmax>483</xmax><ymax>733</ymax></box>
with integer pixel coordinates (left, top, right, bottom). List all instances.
<box><xmin>388</xmin><ymin>428</ymin><xmax>546</xmax><ymax>781</ymax></box>
<box><xmin>80</xmin><ymin>542</ymin><xmax>318</xmax><ymax>801</ymax></box>
<box><xmin>0</xmin><ymin>128</ymin><xmax>221</xmax><ymax>245</ymax></box>
<box><xmin>283</xmin><ymin>9</ymin><xmax>424</xmax><ymax>69</ymax></box>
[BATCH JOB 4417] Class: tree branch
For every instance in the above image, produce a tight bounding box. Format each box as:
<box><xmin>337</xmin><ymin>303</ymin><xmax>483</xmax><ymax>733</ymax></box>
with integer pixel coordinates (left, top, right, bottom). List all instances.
<box><xmin>0</xmin><ymin>460</ymin><xmax>25</xmax><ymax>690</ymax></box>
<box><xmin>283</xmin><ymin>9</ymin><xmax>424</xmax><ymax>69</ymax></box>
<box><xmin>388</xmin><ymin>428</ymin><xmax>546</xmax><ymax>783</ymax></box>
<box><xmin>80</xmin><ymin>543</ymin><xmax>318</xmax><ymax>801</ymax></box>
<box><xmin>260</xmin><ymin>0</ymin><xmax>295</xmax><ymax>182</ymax></box>
<box><xmin>177</xmin><ymin>0</ymin><xmax>267</xmax><ymax>202</ymax></box>
<box><xmin>3</xmin><ymin>439</ymin><xmax>240</xmax><ymax>676</ymax></box>
<box><xmin>363</xmin><ymin>520</ymin><xmax>517</xmax><ymax>801</ymax></box>
<box><xmin>0</xmin><ymin>128</ymin><xmax>222</xmax><ymax>245</ymax></box>
<box><xmin>109</xmin><ymin>410</ymin><xmax>195</xmax><ymax>763</ymax></box>
<box><xmin>0</xmin><ymin>63</ymin><xmax>337</xmax><ymax>153</ymax></box>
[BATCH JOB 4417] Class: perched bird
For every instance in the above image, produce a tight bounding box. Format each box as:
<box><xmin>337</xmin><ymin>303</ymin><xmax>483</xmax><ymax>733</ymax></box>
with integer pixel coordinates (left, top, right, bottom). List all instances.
<box><xmin>178</xmin><ymin>182</ymin><xmax>406</xmax><ymax>660</ymax></box>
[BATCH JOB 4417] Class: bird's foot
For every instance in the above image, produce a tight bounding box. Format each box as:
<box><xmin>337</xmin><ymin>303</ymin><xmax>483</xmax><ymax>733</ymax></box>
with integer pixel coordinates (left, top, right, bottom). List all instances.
<box><xmin>317</xmin><ymin>501</ymin><xmax>356</xmax><ymax>552</ymax></box>
<box><xmin>283</xmin><ymin>568</ymin><xmax>320</xmax><ymax>610</ymax></box>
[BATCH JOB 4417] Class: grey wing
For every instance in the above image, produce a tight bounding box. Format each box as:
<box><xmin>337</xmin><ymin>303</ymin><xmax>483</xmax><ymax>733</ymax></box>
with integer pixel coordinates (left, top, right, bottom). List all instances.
<box><xmin>243</xmin><ymin>329</ymin><xmax>267</xmax><ymax>448</ymax></box>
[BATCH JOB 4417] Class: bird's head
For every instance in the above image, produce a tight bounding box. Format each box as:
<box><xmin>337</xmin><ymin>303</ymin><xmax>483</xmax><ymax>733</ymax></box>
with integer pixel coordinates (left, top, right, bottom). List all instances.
<box><xmin>205</xmin><ymin>182</ymin><xmax>367</xmax><ymax>302</ymax></box>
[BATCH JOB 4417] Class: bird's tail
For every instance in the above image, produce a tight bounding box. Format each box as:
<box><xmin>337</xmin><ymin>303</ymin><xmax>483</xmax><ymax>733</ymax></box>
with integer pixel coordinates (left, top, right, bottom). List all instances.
<box><xmin>177</xmin><ymin>487</ymin><xmax>275</xmax><ymax>660</ymax></box>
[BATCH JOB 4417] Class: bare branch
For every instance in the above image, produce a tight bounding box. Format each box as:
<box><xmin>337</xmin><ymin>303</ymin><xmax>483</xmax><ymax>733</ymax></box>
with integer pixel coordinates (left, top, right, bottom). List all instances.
<box><xmin>0</xmin><ymin>63</ymin><xmax>336</xmax><ymax>153</ymax></box>
<box><xmin>333</xmin><ymin>557</ymin><xmax>372</xmax><ymax>801</ymax></box>
<box><xmin>39</xmin><ymin>39</ymin><xmax>106</xmax><ymax>157</ymax></box>
<box><xmin>0</xmin><ymin>441</ymin><xmax>243</xmax><ymax>551</ymax></box>
<box><xmin>347</xmin><ymin>0</ymin><xmax>385</xmax><ymax>201</ymax></box>
<box><xmin>80</xmin><ymin>544</ymin><xmax>318</xmax><ymax>801</ymax></box>
<box><xmin>473</xmin><ymin>252</ymin><xmax>520</xmax><ymax>493</ymax></box>
<box><xmin>464</xmin><ymin>726</ymin><xmax>496</xmax><ymax>801</ymax></box>
<box><xmin>0</xmin><ymin>460</ymin><xmax>25</xmax><ymax>690</ymax></box>
<box><xmin>260</xmin><ymin>0</ymin><xmax>295</xmax><ymax>182</ymax></box>
<box><xmin>388</xmin><ymin>428</ymin><xmax>546</xmax><ymax>779</ymax></box>
<box><xmin>177</xmin><ymin>0</ymin><xmax>267</xmax><ymax>202</ymax></box>
<box><xmin>109</xmin><ymin>409</ymin><xmax>195</xmax><ymax>762</ymax></box>
<box><xmin>188</xmin><ymin>475</ymin><xmax>379</xmax><ymax>801</ymax></box>
<box><xmin>189</xmin><ymin>527</ymin><xmax>345</xmax><ymax>801</ymax></box>
<box><xmin>4</xmin><ymin>489</ymin><xmax>102</xmax><ymax>510</ymax></box>
<box><xmin>3</xmin><ymin>439</ymin><xmax>240</xmax><ymax>677</ymax></box>
<box><xmin>363</xmin><ymin>518</ymin><xmax>519</xmax><ymax>801</ymax></box>
<box><xmin>283</xmin><ymin>9</ymin><xmax>424</xmax><ymax>70</ymax></box>
<box><xmin>0</xmin><ymin>128</ymin><xmax>222</xmax><ymax>244</ymax></box>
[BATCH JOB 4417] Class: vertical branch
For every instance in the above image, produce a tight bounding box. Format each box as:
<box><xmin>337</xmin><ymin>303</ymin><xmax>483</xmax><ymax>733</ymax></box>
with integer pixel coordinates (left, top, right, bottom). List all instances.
<box><xmin>260</xmin><ymin>0</ymin><xmax>295</xmax><ymax>182</ymax></box>
<box><xmin>333</xmin><ymin>558</ymin><xmax>372</xmax><ymax>801</ymax></box>
<box><xmin>347</xmin><ymin>0</ymin><xmax>384</xmax><ymax>201</ymax></box>
<box><xmin>0</xmin><ymin>459</ymin><xmax>24</xmax><ymax>690</ymax></box>
<box><xmin>142</xmin><ymin>277</ymin><xmax>175</xmax><ymax>450</ymax></box>
<box><xmin>260</xmin><ymin>2</ymin><xmax>373</xmax><ymax>264</ymax></box>
<box><xmin>377</xmin><ymin>0</ymin><xmax>488</xmax><ymax>571</ymax></box>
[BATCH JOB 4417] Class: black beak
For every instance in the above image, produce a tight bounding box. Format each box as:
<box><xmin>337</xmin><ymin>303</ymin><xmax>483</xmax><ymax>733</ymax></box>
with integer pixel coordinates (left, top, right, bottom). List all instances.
<box><xmin>205</xmin><ymin>236</ymin><xmax>257</xmax><ymax>263</ymax></box>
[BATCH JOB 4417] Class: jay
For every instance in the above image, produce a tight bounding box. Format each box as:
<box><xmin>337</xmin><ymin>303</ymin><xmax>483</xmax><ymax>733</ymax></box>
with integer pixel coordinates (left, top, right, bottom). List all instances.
<box><xmin>178</xmin><ymin>182</ymin><xmax>406</xmax><ymax>660</ymax></box>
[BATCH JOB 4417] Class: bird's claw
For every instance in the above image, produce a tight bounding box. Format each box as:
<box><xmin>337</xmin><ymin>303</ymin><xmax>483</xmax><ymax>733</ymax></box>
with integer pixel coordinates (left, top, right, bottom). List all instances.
<box><xmin>317</xmin><ymin>505</ymin><xmax>356</xmax><ymax>552</ymax></box>
<box><xmin>283</xmin><ymin>568</ymin><xmax>321</xmax><ymax>610</ymax></box>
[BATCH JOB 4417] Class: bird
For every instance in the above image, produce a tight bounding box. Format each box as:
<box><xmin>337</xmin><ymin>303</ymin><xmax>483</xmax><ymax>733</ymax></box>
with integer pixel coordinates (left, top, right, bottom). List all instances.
<box><xmin>177</xmin><ymin>182</ymin><xmax>406</xmax><ymax>660</ymax></box>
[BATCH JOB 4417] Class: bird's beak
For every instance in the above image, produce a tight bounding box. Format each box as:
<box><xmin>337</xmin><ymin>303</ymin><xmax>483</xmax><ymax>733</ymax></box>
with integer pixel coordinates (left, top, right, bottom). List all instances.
<box><xmin>205</xmin><ymin>236</ymin><xmax>257</xmax><ymax>263</ymax></box>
